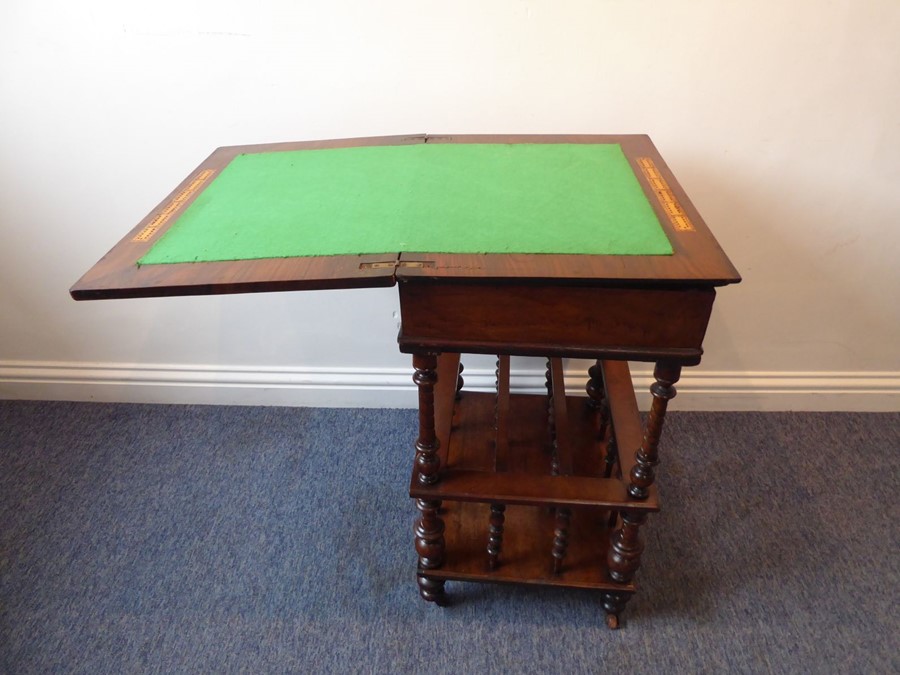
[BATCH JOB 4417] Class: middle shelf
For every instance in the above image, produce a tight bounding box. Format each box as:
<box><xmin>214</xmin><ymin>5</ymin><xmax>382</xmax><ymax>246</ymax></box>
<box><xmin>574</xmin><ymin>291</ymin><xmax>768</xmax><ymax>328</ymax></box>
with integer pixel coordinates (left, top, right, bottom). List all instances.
<box><xmin>410</xmin><ymin>354</ymin><xmax>658</xmax><ymax>513</ymax></box>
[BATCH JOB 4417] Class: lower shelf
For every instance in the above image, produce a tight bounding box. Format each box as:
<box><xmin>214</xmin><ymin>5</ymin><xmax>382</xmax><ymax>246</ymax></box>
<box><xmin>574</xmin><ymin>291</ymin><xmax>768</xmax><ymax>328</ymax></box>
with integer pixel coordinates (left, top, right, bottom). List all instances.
<box><xmin>413</xmin><ymin>354</ymin><xmax>648</xmax><ymax>595</ymax></box>
<box><xmin>421</xmin><ymin>500</ymin><xmax>635</xmax><ymax>593</ymax></box>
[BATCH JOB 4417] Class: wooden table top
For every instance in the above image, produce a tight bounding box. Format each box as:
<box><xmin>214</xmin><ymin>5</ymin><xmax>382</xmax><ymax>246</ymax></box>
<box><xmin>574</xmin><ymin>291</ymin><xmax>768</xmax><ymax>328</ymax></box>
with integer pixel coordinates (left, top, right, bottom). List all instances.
<box><xmin>70</xmin><ymin>134</ymin><xmax>740</xmax><ymax>301</ymax></box>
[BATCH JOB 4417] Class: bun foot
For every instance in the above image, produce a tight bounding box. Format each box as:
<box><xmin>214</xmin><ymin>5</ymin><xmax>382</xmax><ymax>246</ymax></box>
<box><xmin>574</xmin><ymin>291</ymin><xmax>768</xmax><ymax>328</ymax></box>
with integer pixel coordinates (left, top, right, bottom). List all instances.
<box><xmin>417</xmin><ymin>576</ymin><xmax>449</xmax><ymax>606</ymax></box>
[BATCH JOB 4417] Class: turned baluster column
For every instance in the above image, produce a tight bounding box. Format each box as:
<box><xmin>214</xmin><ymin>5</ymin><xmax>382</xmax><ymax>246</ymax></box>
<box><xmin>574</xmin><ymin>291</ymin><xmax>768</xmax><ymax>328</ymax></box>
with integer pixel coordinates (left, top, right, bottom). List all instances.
<box><xmin>487</xmin><ymin>503</ymin><xmax>506</xmax><ymax>570</ymax></box>
<box><xmin>486</xmin><ymin>357</ymin><xmax>509</xmax><ymax>569</ymax></box>
<box><xmin>608</xmin><ymin>361</ymin><xmax>681</xmax><ymax>590</ymax></box>
<box><xmin>412</xmin><ymin>353</ymin><xmax>447</xmax><ymax>605</ymax></box>
<box><xmin>414</xmin><ymin>353</ymin><xmax>441</xmax><ymax>486</ymax></box>
<box><xmin>606</xmin><ymin>511</ymin><xmax>644</xmax><ymax>627</ymax></box>
<box><xmin>586</xmin><ymin>359</ymin><xmax>610</xmax><ymax>442</ymax></box>
<box><xmin>546</xmin><ymin>358</ymin><xmax>558</xmax><ymax>471</ymax></box>
<box><xmin>607</xmin><ymin>511</ymin><xmax>647</xmax><ymax>584</ymax></box>
<box><xmin>552</xmin><ymin>507</ymin><xmax>571</xmax><ymax>574</ymax></box>
<box><xmin>628</xmin><ymin>362</ymin><xmax>681</xmax><ymax>500</ymax></box>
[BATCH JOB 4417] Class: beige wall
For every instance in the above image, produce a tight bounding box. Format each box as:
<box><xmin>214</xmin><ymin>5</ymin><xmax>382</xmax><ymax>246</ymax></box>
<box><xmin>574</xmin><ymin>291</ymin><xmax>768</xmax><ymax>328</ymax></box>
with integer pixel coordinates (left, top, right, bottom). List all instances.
<box><xmin>2</xmin><ymin>1</ymin><xmax>898</xmax><ymax>409</ymax></box>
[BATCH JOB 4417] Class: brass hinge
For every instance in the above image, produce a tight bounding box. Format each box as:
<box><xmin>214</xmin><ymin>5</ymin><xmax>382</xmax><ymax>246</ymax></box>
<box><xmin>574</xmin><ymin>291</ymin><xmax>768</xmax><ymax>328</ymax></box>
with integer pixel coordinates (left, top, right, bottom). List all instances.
<box><xmin>359</xmin><ymin>260</ymin><xmax>434</xmax><ymax>270</ymax></box>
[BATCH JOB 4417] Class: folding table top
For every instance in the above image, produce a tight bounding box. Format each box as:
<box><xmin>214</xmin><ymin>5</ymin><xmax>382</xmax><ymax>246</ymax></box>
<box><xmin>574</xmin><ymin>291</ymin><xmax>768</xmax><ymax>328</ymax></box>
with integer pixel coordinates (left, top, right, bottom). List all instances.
<box><xmin>70</xmin><ymin>134</ymin><xmax>740</xmax><ymax>301</ymax></box>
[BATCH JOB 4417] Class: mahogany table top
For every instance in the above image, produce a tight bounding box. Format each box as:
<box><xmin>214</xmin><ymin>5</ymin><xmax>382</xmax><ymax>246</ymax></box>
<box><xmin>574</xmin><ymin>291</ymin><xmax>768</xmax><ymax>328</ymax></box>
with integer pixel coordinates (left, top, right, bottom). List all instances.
<box><xmin>70</xmin><ymin>134</ymin><xmax>740</xmax><ymax>301</ymax></box>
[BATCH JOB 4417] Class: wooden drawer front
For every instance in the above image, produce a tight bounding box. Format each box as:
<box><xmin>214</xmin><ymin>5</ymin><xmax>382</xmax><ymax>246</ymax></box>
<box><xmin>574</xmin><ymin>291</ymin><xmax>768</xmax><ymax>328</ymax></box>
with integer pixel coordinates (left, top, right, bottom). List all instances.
<box><xmin>398</xmin><ymin>282</ymin><xmax>715</xmax><ymax>359</ymax></box>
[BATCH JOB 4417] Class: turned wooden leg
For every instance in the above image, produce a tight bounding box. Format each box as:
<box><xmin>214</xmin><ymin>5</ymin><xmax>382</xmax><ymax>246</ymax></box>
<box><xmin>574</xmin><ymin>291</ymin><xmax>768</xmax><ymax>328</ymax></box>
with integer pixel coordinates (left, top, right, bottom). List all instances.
<box><xmin>415</xmin><ymin>498</ymin><xmax>447</xmax><ymax>605</ymax></box>
<box><xmin>606</xmin><ymin>362</ymin><xmax>680</xmax><ymax>615</ymax></box>
<box><xmin>628</xmin><ymin>362</ymin><xmax>681</xmax><ymax>500</ymax></box>
<box><xmin>411</xmin><ymin>353</ymin><xmax>447</xmax><ymax>605</ymax></box>
<box><xmin>413</xmin><ymin>353</ymin><xmax>441</xmax><ymax>486</ymax></box>
<box><xmin>585</xmin><ymin>359</ymin><xmax>612</xmax><ymax>470</ymax></box>
<box><xmin>455</xmin><ymin>361</ymin><xmax>464</xmax><ymax>400</ymax></box>
<box><xmin>586</xmin><ymin>359</ymin><xmax>604</xmax><ymax>406</ymax></box>
<box><xmin>586</xmin><ymin>360</ymin><xmax>610</xmax><ymax>438</ymax></box>
<box><xmin>607</xmin><ymin>510</ymin><xmax>647</xmax><ymax>584</ymax></box>
<box><xmin>545</xmin><ymin>357</ymin><xmax>553</xmax><ymax>398</ymax></box>
<box><xmin>609</xmin><ymin>363</ymin><xmax>674</xmax><ymax>580</ymax></box>
<box><xmin>546</xmin><ymin>358</ymin><xmax>560</xmax><ymax>473</ymax></box>
<box><xmin>493</xmin><ymin>357</ymin><xmax>500</xmax><ymax>434</ymax></box>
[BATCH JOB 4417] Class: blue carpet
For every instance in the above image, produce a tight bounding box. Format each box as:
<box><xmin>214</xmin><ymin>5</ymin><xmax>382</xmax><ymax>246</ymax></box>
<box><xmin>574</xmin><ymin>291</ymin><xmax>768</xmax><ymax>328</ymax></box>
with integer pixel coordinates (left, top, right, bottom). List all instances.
<box><xmin>1</xmin><ymin>402</ymin><xmax>897</xmax><ymax>673</ymax></box>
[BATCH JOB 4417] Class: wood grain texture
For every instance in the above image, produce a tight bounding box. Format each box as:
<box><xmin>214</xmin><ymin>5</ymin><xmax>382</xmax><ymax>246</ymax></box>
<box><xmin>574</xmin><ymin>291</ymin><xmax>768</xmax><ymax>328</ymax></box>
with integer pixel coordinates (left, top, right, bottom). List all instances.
<box><xmin>398</xmin><ymin>282</ymin><xmax>716</xmax><ymax>363</ymax></box>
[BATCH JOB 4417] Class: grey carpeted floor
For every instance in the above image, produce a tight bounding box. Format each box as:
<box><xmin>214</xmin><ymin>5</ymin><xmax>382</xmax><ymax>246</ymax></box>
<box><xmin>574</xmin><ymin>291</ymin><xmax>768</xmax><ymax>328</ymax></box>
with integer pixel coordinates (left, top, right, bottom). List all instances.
<box><xmin>1</xmin><ymin>401</ymin><xmax>897</xmax><ymax>674</ymax></box>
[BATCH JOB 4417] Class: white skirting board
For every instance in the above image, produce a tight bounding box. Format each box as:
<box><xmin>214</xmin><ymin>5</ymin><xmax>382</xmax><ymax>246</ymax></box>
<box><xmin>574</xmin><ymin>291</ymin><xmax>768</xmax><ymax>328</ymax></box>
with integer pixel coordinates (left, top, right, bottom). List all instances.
<box><xmin>0</xmin><ymin>360</ymin><xmax>898</xmax><ymax>412</ymax></box>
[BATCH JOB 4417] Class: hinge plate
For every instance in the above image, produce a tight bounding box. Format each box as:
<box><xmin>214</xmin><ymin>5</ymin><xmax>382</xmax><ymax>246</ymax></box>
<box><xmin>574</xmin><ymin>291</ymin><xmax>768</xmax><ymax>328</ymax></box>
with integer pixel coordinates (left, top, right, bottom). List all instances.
<box><xmin>359</xmin><ymin>260</ymin><xmax>434</xmax><ymax>270</ymax></box>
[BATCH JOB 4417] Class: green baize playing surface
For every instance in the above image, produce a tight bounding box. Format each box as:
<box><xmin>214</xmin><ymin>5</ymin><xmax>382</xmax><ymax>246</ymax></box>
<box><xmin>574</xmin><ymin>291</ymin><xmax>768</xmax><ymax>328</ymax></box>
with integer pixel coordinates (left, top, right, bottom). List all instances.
<box><xmin>139</xmin><ymin>143</ymin><xmax>673</xmax><ymax>265</ymax></box>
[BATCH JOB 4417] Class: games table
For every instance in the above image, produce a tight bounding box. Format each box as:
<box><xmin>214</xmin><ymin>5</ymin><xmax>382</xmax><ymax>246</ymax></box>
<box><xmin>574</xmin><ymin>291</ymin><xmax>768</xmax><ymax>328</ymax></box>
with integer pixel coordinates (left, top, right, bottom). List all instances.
<box><xmin>71</xmin><ymin>134</ymin><xmax>740</xmax><ymax>628</ymax></box>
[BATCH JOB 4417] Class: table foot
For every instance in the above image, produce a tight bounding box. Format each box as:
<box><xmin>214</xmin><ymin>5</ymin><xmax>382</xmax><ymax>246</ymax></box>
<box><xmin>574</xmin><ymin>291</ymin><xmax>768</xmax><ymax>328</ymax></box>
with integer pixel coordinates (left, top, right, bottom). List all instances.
<box><xmin>601</xmin><ymin>591</ymin><xmax>630</xmax><ymax>629</ymax></box>
<box><xmin>417</xmin><ymin>576</ymin><xmax>449</xmax><ymax>606</ymax></box>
